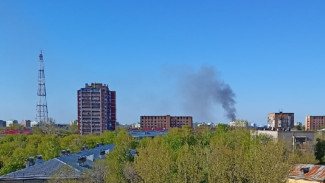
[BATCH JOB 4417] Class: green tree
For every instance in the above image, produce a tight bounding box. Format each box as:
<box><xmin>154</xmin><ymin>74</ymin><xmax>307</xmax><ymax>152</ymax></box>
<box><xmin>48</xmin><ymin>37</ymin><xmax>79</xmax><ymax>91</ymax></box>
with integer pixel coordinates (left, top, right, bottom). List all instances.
<box><xmin>67</xmin><ymin>123</ymin><xmax>79</xmax><ymax>134</ymax></box>
<box><xmin>39</xmin><ymin>117</ymin><xmax>57</xmax><ymax>135</ymax></box>
<box><xmin>100</xmin><ymin>131</ymin><xmax>116</xmax><ymax>145</ymax></box>
<box><xmin>174</xmin><ymin>144</ymin><xmax>206</xmax><ymax>183</ymax></box>
<box><xmin>0</xmin><ymin>143</ymin><xmax>25</xmax><ymax>175</ymax></box>
<box><xmin>25</xmin><ymin>134</ymin><xmax>43</xmax><ymax>156</ymax></box>
<box><xmin>105</xmin><ymin>130</ymin><xmax>135</xmax><ymax>183</ymax></box>
<box><xmin>83</xmin><ymin>159</ymin><xmax>108</xmax><ymax>183</ymax></box>
<box><xmin>105</xmin><ymin>145</ymin><xmax>128</xmax><ymax>183</ymax></box>
<box><xmin>215</xmin><ymin>123</ymin><xmax>229</xmax><ymax>134</ymax></box>
<box><xmin>289</xmin><ymin>150</ymin><xmax>317</xmax><ymax>165</ymax></box>
<box><xmin>84</xmin><ymin>135</ymin><xmax>101</xmax><ymax>148</ymax></box>
<box><xmin>164</xmin><ymin>128</ymin><xmax>185</xmax><ymax>151</ymax></box>
<box><xmin>49</xmin><ymin>164</ymin><xmax>80</xmax><ymax>183</ymax></box>
<box><xmin>60</xmin><ymin>135</ymin><xmax>85</xmax><ymax>153</ymax></box>
<box><xmin>123</xmin><ymin>163</ymin><xmax>140</xmax><ymax>183</ymax></box>
<box><xmin>7</xmin><ymin>124</ymin><xmax>23</xmax><ymax>130</ymax></box>
<box><xmin>38</xmin><ymin>135</ymin><xmax>61</xmax><ymax>160</ymax></box>
<box><xmin>135</xmin><ymin>136</ymin><xmax>174</xmax><ymax>183</ymax></box>
<box><xmin>315</xmin><ymin>138</ymin><xmax>325</xmax><ymax>164</ymax></box>
<box><xmin>32</xmin><ymin>126</ymin><xmax>45</xmax><ymax>135</ymax></box>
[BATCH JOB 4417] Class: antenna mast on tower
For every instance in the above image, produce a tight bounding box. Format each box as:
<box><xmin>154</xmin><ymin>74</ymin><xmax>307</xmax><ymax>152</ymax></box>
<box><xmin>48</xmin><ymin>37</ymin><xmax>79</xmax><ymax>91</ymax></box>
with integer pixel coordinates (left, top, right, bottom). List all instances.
<box><xmin>36</xmin><ymin>51</ymin><xmax>48</xmax><ymax>123</ymax></box>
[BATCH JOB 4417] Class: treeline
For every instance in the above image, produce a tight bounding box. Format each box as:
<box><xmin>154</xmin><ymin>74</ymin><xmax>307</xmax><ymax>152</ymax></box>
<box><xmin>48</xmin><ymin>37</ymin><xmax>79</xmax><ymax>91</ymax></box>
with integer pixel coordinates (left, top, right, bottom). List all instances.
<box><xmin>0</xmin><ymin>129</ymin><xmax>120</xmax><ymax>176</ymax></box>
<box><xmin>84</xmin><ymin>126</ymin><xmax>316</xmax><ymax>183</ymax></box>
<box><xmin>0</xmin><ymin>126</ymin><xmax>317</xmax><ymax>182</ymax></box>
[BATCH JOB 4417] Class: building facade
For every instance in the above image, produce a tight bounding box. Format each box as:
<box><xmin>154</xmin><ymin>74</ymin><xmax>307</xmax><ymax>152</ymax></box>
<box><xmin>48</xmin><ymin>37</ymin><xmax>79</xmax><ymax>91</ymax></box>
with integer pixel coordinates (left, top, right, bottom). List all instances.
<box><xmin>306</xmin><ymin>116</ymin><xmax>325</xmax><ymax>131</ymax></box>
<box><xmin>256</xmin><ymin>130</ymin><xmax>315</xmax><ymax>152</ymax></box>
<box><xmin>229</xmin><ymin>120</ymin><xmax>249</xmax><ymax>128</ymax></box>
<box><xmin>0</xmin><ymin>120</ymin><xmax>6</xmax><ymax>128</ymax></box>
<box><xmin>78</xmin><ymin>83</ymin><xmax>116</xmax><ymax>135</ymax></box>
<box><xmin>21</xmin><ymin>120</ymin><xmax>31</xmax><ymax>129</ymax></box>
<box><xmin>6</xmin><ymin>120</ymin><xmax>18</xmax><ymax>127</ymax></box>
<box><xmin>140</xmin><ymin>115</ymin><xmax>193</xmax><ymax>130</ymax></box>
<box><xmin>30</xmin><ymin>121</ymin><xmax>38</xmax><ymax>127</ymax></box>
<box><xmin>267</xmin><ymin>112</ymin><xmax>294</xmax><ymax>130</ymax></box>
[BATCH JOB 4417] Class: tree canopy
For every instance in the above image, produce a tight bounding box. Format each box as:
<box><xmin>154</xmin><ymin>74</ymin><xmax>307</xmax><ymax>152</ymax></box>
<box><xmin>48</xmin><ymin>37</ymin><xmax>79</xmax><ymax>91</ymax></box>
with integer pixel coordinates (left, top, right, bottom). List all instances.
<box><xmin>0</xmin><ymin>127</ymin><xmax>319</xmax><ymax>182</ymax></box>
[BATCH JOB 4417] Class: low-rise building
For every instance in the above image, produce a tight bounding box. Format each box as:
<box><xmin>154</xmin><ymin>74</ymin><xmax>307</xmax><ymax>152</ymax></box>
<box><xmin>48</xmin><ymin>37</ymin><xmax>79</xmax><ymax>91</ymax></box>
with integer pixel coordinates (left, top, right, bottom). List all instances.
<box><xmin>31</xmin><ymin>121</ymin><xmax>38</xmax><ymax>127</ymax></box>
<box><xmin>195</xmin><ymin>122</ymin><xmax>216</xmax><ymax>128</ymax></box>
<box><xmin>69</xmin><ymin>120</ymin><xmax>78</xmax><ymax>125</ymax></box>
<box><xmin>131</xmin><ymin>122</ymin><xmax>141</xmax><ymax>129</ymax></box>
<box><xmin>129</xmin><ymin>130</ymin><xmax>168</xmax><ymax>140</ymax></box>
<box><xmin>140</xmin><ymin>115</ymin><xmax>193</xmax><ymax>130</ymax></box>
<box><xmin>21</xmin><ymin>120</ymin><xmax>31</xmax><ymax>129</ymax></box>
<box><xmin>229</xmin><ymin>120</ymin><xmax>248</xmax><ymax>128</ymax></box>
<box><xmin>6</xmin><ymin>120</ymin><xmax>18</xmax><ymax>127</ymax></box>
<box><xmin>255</xmin><ymin>130</ymin><xmax>315</xmax><ymax>152</ymax></box>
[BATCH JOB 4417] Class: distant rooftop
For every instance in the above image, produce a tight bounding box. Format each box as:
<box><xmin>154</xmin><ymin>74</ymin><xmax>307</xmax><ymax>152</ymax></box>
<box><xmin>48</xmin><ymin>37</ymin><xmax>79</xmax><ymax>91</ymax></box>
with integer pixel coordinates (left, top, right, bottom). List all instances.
<box><xmin>1</xmin><ymin>129</ymin><xmax>32</xmax><ymax>135</ymax></box>
<box><xmin>129</xmin><ymin>130</ymin><xmax>168</xmax><ymax>139</ymax></box>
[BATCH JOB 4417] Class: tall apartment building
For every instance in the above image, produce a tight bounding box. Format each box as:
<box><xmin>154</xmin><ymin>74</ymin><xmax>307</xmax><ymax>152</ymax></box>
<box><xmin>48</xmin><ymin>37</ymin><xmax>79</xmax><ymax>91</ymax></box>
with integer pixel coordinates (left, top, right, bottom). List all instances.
<box><xmin>305</xmin><ymin>116</ymin><xmax>325</xmax><ymax>131</ymax></box>
<box><xmin>78</xmin><ymin>83</ymin><xmax>116</xmax><ymax>135</ymax></box>
<box><xmin>267</xmin><ymin>112</ymin><xmax>294</xmax><ymax>130</ymax></box>
<box><xmin>140</xmin><ymin>115</ymin><xmax>193</xmax><ymax>130</ymax></box>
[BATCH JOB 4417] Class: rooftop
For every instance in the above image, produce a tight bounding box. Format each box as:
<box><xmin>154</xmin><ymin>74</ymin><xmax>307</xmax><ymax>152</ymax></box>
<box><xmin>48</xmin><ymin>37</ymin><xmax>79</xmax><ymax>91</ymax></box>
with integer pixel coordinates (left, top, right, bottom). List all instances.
<box><xmin>129</xmin><ymin>130</ymin><xmax>168</xmax><ymax>138</ymax></box>
<box><xmin>289</xmin><ymin>164</ymin><xmax>325</xmax><ymax>181</ymax></box>
<box><xmin>0</xmin><ymin>144</ymin><xmax>115</xmax><ymax>182</ymax></box>
<box><xmin>1</xmin><ymin>130</ymin><xmax>32</xmax><ymax>135</ymax></box>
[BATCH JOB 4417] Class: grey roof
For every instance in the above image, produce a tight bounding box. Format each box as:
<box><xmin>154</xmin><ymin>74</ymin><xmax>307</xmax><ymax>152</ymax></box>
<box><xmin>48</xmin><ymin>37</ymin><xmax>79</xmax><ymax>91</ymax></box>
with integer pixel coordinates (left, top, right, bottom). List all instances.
<box><xmin>57</xmin><ymin>144</ymin><xmax>115</xmax><ymax>171</ymax></box>
<box><xmin>129</xmin><ymin>131</ymin><xmax>168</xmax><ymax>138</ymax></box>
<box><xmin>0</xmin><ymin>159</ymin><xmax>75</xmax><ymax>181</ymax></box>
<box><xmin>0</xmin><ymin>144</ymin><xmax>115</xmax><ymax>181</ymax></box>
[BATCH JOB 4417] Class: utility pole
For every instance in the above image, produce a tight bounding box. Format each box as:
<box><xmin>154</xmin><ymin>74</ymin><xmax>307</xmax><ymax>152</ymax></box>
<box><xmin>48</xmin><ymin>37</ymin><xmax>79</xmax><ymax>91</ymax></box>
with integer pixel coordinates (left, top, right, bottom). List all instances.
<box><xmin>36</xmin><ymin>51</ymin><xmax>48</xmax><ymax>124</ymax></box>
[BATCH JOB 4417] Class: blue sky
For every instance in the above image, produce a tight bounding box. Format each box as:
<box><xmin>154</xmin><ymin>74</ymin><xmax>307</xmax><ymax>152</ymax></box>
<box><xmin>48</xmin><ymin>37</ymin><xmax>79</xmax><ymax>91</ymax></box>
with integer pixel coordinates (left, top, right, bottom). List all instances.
<box><xmin>0</xmin><ymin>0</ymin><xmax>324</xmax><ymax>125</ymax></box>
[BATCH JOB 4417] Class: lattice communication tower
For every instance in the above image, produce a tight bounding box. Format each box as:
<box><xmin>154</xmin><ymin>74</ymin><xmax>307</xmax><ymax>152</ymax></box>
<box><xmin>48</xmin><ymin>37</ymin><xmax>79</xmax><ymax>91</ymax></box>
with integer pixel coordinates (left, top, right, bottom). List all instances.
<box><xmin>36</xmin><ymin>51</ymin><xmax>48</xmax><ymax>123</ymax></box>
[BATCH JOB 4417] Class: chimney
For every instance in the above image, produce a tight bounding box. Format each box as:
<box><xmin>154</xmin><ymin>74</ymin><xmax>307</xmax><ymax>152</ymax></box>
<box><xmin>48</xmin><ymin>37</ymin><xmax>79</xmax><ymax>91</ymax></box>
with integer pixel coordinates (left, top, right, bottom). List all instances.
<box><xmin>35</xmin><ymin>155</ymin><xmax>43</xmax><ymax>165</ymax></box>
<box><xmin>26</xmin><ymin>157</ymin><xmax>35</xmax><ymax>168</ymax></box>
<box><xmin>77</xmin><ymin>156</ymin><xmax>87</xmax><ymax>166</ymax></box>
<box><xmin>81</xmin><ymin>146</ymin><xmax>89</xmax><ymax>151</ymax></box>
<box><xmin>100</xmin><ymin>150</ymin><xmax>105</xmax><ymax>156</ymax></box>
<box><xmin>61</xmin><ymin>150</ymin><xmax>67</xmax><ymax>156</ymax></box>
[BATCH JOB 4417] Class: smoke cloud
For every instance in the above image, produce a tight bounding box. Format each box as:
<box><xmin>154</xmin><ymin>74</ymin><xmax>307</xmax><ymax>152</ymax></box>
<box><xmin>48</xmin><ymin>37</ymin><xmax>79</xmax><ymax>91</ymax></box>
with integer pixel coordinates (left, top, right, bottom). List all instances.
<box><xmin>179</xmin><ymin>66</ymin><xmax>236</xmax><ymax>121</ymax></box>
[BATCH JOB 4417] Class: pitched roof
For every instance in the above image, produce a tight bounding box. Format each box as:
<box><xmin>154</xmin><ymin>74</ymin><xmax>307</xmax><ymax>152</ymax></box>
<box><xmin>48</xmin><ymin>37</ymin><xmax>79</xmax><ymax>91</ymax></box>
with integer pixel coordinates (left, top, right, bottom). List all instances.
<box><xmin>57</xmin><ymin>144</ymin><xmax>115</xmax><ymax>171</ymax></box>
<box><xmin>289</xmin><ymin>164</ymin><xmax>325</xmax><ymax>181</ymax></box>
<box><xmin>0</xmin><ymin>159</ymin><xmax>77</xmax><ymax>181</ymax></box>
<box><xmin>0</xmin><ymin>144</ymin><xmax>115</xmax><ymax>181</ymax></box>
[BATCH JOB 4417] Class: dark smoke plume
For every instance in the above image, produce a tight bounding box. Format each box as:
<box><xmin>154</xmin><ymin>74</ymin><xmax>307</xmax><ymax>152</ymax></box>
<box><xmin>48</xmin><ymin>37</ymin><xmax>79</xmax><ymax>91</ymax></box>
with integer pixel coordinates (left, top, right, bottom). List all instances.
<box><xmin>180</xmin><ymin>66</ymin><xmax>236</xmax><ymax>121</ymax></box>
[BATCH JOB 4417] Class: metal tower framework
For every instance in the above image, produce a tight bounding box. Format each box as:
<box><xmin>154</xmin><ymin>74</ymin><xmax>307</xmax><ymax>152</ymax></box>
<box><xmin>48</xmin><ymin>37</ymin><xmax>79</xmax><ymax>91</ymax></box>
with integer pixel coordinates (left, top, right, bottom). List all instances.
<box><xmin>36</xmin><ymin>51</ymin><xmax>48</xmax><ymax>123</ymax></box>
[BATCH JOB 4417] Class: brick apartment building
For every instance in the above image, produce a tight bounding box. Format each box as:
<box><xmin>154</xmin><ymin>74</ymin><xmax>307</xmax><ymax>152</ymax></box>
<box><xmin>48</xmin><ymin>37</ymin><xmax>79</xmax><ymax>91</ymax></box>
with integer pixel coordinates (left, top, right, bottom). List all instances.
<box><xmin>267</xmin><ymin>112</ymin><xmax>294</xmax><ymax>130</ymax></box>
<box><xmin>305</xmin><ymin>116</ymin><xmax>325</xmax><ymax>131</ymax></box>
<box><xmin>140</xmin><ymin>115</ymin><xmax>193</xmax><ymax>130</ymax></box>
<box><xmin>78</xmin><ymin>83</ymin><xmax>116</xmax><ymax>135</ymax></box>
